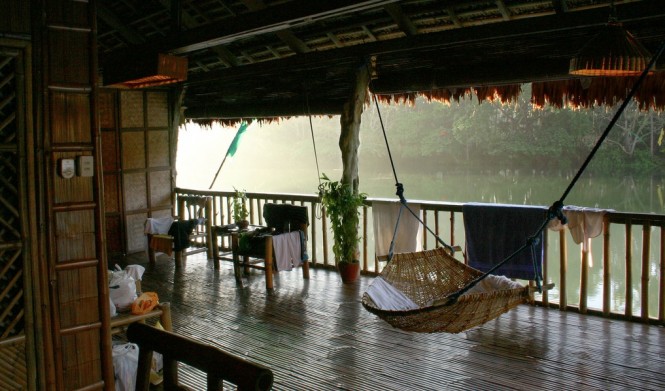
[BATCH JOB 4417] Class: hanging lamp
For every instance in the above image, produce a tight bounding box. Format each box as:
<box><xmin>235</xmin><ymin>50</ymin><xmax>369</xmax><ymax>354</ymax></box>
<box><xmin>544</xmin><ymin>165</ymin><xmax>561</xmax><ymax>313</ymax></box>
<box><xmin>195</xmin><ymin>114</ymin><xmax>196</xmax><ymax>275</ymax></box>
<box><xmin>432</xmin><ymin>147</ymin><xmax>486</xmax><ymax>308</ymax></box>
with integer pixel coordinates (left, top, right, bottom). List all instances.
<box><xmin>569</xmin><ymin>2</ymin><xmax>652</xmax><ymax>77</ymax></box>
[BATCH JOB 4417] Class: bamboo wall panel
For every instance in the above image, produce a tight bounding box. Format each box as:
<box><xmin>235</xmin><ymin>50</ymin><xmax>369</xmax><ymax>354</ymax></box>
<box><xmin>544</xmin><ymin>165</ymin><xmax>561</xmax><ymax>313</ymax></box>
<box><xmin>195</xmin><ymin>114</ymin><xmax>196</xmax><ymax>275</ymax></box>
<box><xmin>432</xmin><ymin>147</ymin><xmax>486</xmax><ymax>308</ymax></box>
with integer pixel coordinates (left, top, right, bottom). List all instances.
<box><xmin>50</xmin><ymin>92</ymin><xmax>91</xmax><ymax>143</ymax></box>
<box><xmin>47</xmin><ymin>30</ymin><xmax>89</xmax><ymax>85</ymax></box>
<box><xmin>101</xmin><ymin>130</ymin><xmax>118</xmax><ymax>171</ymax></box>
<box><xmin>55</xmin><ymin>210</ymin><xmax>96</xmax><ymax>262</ymax></box>
<box><xmin>61</xmin><ymin>330</ymin><xmax>102</xmax><ymax>390</ymax></box>
<box><xmin>103</xmin><ymin>174</ymin><xmax>119</xmax><ymax>213</ymax></box>
<box><xmin>150</xmin><ymin>170</ymin><xmax>172</xmax><ymax>207</ymax></box>
<box><xmin>57</xmin><ymin>266</ymin><xmax>99</xmax><ymax>328</ymax></box>
<box><xmin>53</xmin><ymin>152</ymin><xmax>94</xmax><ymax>204</ymax></box>
<box><xmin>123</xmin><ymin>172</ymin><xmax>147</xmax><ymax>211</ymax></box>
<box><xmin>0</xmin><ymin>50</ymin><xmax>24</xmax><ymax>345</ymax></box>
<box><xmin>126</xmin><ymin>213</ymin><xmax>148</xmax><ymax>253</ymax></box>
<box><xmin>147</xmin><ymin>91</ymin><xmax>168</xmax><ymax>127</ymax></box>
<box><xmin>148</xmin><ymin>129</ymin><xmax>169</xmax><ymax>167</ymax></box>
<box><xmin>120</xmin><ymin>90</ymin><xmax>144</xmax><ymax>128</ymax></box>
<box><xmin>98</xmin><ymin>91</ymin><xmax>115</xmax><ymax>129</ymax></box>
<box><xmin>121</xmin><ymin>131</ymin><xmax>145</xmax><ymax>170</ymax></box>
<box><xmin>0</xmin><ymin>340</ymin><xmax>27</xmax><ymax>390</ymax></box>
<box><xmin>0</xmin><ymin>1</ymin><xmax>29</xmax><ymax>34</ymax></box>
<box><xmin>105</xmin><ymin>216</ymin><xmax>123</xmax><ymax>254</ymax></box>
<box><xmin>45</xmin><ymin>0</ymin><xmax>87</xmax><ymax>26</ymax></box>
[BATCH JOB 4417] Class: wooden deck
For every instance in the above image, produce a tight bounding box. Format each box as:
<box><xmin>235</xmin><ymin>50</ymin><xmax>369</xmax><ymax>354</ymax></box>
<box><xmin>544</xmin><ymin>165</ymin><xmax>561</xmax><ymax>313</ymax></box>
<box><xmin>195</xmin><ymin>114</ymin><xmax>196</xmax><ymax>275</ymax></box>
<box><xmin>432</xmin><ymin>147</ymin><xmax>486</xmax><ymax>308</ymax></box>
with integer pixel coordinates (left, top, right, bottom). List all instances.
<box><xmin>125</xmin><ymin>252</ymin><xmax>665</xmax><ymax>391</ymax></box>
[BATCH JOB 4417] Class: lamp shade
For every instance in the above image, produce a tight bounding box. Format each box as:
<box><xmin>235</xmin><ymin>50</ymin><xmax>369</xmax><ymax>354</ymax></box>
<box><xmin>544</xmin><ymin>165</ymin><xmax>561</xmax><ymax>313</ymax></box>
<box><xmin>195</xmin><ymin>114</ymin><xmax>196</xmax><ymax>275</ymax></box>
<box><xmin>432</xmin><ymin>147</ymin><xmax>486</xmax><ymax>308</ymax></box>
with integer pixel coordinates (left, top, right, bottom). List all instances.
<box><xmin>569</xmin><ymin>22</ymin><xmax>652</xmax><ymax>77</ymax></box>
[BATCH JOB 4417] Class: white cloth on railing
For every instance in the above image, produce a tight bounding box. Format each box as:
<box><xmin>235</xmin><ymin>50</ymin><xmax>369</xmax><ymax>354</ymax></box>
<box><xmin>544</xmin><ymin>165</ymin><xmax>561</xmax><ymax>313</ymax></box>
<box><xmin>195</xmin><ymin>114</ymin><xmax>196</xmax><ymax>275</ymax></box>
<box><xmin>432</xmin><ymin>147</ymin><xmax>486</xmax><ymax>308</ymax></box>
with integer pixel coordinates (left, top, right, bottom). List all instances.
<box><xmin>373</xmin><ymin>201</ymin><xmax>422</xmax><ymax>259</ymax></box>
<box><xmin>366</xmin><ymin>276</ymin><xmax>419</xmax><ymax>311</ymax></box>
<box><xmin>144</xmin><ymin>217</ymin><xmax>174</xmax><ymax>235</ymax></box>
<box><xmin>272</xmin><ymin>231</ymin><xmax>302</xmax><ymax>271</ymax></box>
<box><xmin>547</xmin><ymin>206</ymin><xmax>611</xmax><ymax>252</ymax></box>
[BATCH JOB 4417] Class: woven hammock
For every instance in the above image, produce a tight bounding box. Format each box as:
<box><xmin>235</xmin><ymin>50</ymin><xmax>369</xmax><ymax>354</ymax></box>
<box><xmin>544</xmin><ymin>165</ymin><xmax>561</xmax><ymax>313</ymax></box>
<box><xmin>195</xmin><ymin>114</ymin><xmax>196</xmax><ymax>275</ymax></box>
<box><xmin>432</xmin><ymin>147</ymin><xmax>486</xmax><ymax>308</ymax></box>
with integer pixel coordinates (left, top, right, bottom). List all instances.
<box><xmin>361</xmin><ymin>247</ymin><xmax>531</xmax><ymax>333</ymax></box>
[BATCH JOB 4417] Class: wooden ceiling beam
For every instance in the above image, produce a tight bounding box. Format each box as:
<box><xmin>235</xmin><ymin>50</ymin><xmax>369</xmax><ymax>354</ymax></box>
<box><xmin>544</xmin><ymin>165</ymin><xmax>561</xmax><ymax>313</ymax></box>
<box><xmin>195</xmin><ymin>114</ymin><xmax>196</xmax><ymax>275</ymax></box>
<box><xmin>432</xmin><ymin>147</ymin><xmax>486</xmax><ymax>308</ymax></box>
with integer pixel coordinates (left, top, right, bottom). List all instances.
<box><xmin>370</xmin><ymin>58</ymin><xmax>572</xmax><ymax>94</ymax></box>
<box><xmin>108</xmin><ymin>0</ymin><xmax>400</xmax><ymax>57</ymax></box>
<box><xmin>185</xmin><ymin>99</ymin><xmax>345</xmax><ymax>119</ymax></box>
<box><xmin>384</xmin><ymin>3</ymin><xmax>418</xmax><ymax>36</ymax></box>
<box><xmin>97</xmin><ymin>3</ymin><xmax>145</xmax><ymax>45</ymax></box>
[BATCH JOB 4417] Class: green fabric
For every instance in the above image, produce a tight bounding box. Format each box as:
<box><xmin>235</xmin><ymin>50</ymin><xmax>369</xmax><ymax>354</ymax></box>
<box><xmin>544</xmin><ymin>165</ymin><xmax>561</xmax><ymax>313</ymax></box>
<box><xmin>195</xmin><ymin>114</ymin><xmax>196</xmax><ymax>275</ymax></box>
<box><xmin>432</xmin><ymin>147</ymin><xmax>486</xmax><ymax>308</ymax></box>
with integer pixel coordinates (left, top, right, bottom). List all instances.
<box><xmin>227</xmin><ymin>122</ymin><xmax>249</xmax><ymax>157</ymax></box>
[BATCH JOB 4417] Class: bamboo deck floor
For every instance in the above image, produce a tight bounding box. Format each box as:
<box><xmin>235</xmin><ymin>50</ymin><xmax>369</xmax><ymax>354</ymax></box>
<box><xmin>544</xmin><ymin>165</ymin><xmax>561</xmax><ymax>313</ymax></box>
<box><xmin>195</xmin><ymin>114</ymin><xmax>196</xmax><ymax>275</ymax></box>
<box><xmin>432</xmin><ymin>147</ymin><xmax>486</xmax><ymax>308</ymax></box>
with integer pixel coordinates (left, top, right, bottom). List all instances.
<box><xmin>124</xmin><ymin>251</ymin><xmax>665</xmax><ymax>391</ymax></box>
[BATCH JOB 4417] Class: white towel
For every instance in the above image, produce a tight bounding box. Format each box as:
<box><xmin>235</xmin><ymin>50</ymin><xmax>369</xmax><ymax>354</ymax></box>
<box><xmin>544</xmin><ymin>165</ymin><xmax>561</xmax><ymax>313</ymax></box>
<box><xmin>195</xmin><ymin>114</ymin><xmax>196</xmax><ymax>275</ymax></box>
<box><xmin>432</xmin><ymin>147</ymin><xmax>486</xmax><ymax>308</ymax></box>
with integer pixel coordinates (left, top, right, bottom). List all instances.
<box><xmin>272</xmin><ymin>231</ymin><xmax>302</xmax><ymax>271</ymax></box>
<box><xmin>366</xmin><ymin>277</ymin><xmax>419</xmax><ymax>311</ymax></box>
<box><xmin>373</xmin><ymin>201</ymin><xmax>422</xmax><ymax>259</ymax></box>
<box><xmin>464</xmin><ymin>274</ymin><xmax>523</xmax><ymax>295</ymax></box>
<box><xmin>144</xmin><ymin>217</ymin><xmax>174</xmax><ymax>235</ymax></box>
<box><xmin>548</xmin><ymin>206</ymin><xmax>610</xmax><ymax>252</ymax></box>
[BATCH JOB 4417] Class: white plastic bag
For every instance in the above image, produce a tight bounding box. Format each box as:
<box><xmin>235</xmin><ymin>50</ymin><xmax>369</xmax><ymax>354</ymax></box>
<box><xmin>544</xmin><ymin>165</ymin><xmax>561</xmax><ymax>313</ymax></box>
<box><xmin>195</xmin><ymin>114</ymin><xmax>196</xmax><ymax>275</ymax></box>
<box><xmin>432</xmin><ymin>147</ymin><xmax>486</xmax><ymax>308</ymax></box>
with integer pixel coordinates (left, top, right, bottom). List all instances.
<box><xmin>109</xmin><ymin>296</ymin><xmax>117</xmax><ymax>318</ymax></box>
<box><xmin>112</xmin><ymin>343</ymin><xmax>139</xmax><ymax>391</ymax></box>
<box><xmin>109</xmin><ymin>265</ymin><xmax>137</xmax><ymax>312</ymax></box>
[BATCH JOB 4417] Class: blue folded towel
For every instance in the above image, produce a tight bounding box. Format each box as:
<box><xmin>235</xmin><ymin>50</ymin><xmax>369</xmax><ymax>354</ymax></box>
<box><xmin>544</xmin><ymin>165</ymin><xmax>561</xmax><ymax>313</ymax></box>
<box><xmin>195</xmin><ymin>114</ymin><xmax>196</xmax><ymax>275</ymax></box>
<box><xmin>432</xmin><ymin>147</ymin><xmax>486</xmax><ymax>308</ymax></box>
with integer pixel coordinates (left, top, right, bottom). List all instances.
<box><xmin>463</xmin><ymin>203</ymin><xmax>547</xmax><ymax>280</ymax></box>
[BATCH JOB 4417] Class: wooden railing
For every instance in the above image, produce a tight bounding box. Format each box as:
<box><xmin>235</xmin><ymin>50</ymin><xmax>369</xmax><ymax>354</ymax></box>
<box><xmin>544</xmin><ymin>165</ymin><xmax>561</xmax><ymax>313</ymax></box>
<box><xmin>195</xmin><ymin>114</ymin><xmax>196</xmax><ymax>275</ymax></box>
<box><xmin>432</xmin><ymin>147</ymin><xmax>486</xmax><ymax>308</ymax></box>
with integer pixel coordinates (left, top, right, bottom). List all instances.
<box><xmin>175</xmin><ymin>187</ymin><xmax>665</xmax><ymax>326</ymax></box>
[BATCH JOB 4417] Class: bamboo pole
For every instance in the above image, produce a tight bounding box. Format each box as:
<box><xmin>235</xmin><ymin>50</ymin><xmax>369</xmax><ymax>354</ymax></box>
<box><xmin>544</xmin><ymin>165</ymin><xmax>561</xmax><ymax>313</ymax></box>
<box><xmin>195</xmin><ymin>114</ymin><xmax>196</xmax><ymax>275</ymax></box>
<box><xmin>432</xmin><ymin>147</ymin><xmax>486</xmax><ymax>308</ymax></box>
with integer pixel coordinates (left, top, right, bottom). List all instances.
<box><xmin>658</xmin><ymin>226</ymin><xmax>665</xmax><ymax>323</ymax></box>
<box><xmin>641</xmin><ymin>224</ymin><xmax>651</xmax><ymax>322</ymax></box>
<box><xmin>559</xmin><ymin>230</ymin><xmax>567</xmax><ymax>310</ymax></box>
<box><xmin>625</xmin><ymin>221</ymin><xmax>633</xmax><ymax>317</ymax></box>
<box><xmin>363</xmin><ymin>205</ymin><xmax>368</xmax><ymax>272</ymax></box>
<box><xmin>580</xmin><ymin>241</ymin><xmax>588</xmax><ymax>314</ymax></box>
<box><xmin>603</xmin><ymin>219</ymin><xmax>611</xmax><ymax>317</ymax></box>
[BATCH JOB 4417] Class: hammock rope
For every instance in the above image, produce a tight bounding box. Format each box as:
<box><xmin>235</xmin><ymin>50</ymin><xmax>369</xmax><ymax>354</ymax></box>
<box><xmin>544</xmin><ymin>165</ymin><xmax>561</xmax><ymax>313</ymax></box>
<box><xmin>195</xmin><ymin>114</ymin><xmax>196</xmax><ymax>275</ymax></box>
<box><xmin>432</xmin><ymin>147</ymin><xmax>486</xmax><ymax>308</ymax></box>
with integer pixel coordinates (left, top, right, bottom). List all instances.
<box><xmin>368</xmin><ymin>38</ymin><xmax>665</xmax><ymax>310</ymax></box>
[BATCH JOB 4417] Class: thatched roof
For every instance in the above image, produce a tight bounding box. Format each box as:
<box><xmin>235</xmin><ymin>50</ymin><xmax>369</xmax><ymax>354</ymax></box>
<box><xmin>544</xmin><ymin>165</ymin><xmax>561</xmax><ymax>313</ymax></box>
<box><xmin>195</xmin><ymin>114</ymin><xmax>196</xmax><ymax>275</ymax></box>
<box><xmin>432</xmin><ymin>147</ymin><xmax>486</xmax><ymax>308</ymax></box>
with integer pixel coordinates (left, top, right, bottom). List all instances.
<box><xmin>97</xmin><ymin>0</ymin><xmax>665</xmax><ymax>122</ymax></box>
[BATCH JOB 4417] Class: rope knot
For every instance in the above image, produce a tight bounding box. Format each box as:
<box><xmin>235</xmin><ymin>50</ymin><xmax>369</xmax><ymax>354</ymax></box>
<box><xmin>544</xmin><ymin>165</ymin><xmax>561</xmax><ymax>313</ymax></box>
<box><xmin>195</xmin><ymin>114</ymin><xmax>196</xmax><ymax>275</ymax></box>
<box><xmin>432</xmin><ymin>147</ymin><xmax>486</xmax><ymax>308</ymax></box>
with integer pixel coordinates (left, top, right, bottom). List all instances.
<box><xmin>548</xmin><ymin>200</ymin><xmax>567</xmax><ymax>225</ymax></box>
<box><xmin>395</xmin><ymin>183</ymin><xmax>406</xmax><ymax>203</ymax></box>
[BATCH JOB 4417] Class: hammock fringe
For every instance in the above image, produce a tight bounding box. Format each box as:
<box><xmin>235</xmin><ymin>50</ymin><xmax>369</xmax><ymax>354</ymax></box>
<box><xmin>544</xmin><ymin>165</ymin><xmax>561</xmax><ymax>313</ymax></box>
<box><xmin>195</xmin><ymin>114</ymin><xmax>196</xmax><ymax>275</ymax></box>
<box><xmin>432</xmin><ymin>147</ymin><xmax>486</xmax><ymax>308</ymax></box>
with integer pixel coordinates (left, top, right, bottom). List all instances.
<box><xmin>361</xmin><ymin>247</ymin><xmax>530</xmax><ymax>333</ymax></box>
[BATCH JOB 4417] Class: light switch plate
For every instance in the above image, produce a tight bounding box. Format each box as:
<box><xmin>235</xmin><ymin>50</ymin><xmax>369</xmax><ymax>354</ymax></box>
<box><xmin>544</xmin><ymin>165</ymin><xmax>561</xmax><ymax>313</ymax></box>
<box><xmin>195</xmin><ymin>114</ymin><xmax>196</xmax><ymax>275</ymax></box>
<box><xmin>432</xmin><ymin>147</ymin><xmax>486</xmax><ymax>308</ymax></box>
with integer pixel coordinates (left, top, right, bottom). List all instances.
<box><xmin>77</xmin><ymin>155</ymin><xmax>94</xmax><ymax>177</ymax></box>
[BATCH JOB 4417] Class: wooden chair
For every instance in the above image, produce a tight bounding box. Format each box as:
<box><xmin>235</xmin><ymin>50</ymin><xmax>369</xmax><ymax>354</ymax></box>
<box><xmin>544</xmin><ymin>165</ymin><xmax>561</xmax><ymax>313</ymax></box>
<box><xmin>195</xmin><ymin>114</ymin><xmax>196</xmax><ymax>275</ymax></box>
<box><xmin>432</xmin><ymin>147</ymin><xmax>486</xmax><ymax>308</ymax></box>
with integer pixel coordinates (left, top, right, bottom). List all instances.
<box><xmin>231</xmin><ymin>203</ymin><xmax>310</xmax><ymax>289</ymax></box>
<box><xmin>127</xmin><ymin>322</ymin><xmax>273</xmax><ymax>391</ymax></box>
<box><xmin>146</xmin><ymin>195</ymin><xmax>213</xmax><ymax>267</ymax></box>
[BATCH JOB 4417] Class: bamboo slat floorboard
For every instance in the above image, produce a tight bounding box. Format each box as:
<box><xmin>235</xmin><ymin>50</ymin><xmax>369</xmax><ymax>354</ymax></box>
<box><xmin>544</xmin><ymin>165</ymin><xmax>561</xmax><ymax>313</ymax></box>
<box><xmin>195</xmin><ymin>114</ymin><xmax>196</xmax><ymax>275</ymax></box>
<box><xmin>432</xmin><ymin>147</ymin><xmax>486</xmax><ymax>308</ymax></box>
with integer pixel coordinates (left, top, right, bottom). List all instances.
<box><xmin>123</xmin><ymin>252</ymin><xmax>665</xmax><ymax>391</ymax></box>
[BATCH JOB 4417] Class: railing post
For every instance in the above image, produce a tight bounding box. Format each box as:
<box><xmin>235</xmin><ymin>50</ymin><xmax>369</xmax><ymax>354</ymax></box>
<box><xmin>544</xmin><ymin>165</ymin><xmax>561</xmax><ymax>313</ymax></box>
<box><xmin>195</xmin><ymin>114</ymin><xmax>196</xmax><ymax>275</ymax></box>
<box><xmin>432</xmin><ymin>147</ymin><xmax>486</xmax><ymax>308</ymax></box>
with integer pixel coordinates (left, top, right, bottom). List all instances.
<box><xmin>641</xmin><ymin>224</ymin><xmax>651</xmax><ymax>322</ymax></box>
<box><xmin>559</xmin><ymin>230</ymin><xmax>567</xmax><ymax>311</ymax></box>
<box><xmin>625</xmin><ymin>220</ymin><xmax>633</xmax><ymax>318</ymax></box>
<box><xmin>603</xmin><ymin>219</ymin><xmax>611</xmax><ymax>317</ymax></box>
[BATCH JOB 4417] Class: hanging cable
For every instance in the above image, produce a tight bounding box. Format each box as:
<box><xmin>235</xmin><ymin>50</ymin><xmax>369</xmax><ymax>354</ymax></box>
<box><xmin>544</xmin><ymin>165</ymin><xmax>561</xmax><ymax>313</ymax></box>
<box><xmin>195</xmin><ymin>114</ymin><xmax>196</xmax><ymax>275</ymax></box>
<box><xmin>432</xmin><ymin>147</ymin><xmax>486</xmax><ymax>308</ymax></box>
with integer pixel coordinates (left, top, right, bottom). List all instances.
<box><xmin>305</xmin><ymin>90</ymin><xmax>324</xmax><ymax>219</ymax></box>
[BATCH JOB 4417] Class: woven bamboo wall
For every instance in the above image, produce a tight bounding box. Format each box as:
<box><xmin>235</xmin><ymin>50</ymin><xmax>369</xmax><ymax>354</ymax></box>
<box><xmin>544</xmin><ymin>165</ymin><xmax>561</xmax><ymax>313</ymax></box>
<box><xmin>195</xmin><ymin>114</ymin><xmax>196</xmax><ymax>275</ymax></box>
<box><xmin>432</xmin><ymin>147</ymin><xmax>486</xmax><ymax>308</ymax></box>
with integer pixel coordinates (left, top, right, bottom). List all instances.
<box><xmin>0</xmin><ymin>42</ymin><xmax>28</xmax><ymax>391</ymax></box>
<box><xmin>39</xmin><ymin>1</ymin><xmax>111</xmax><ymax>389</ymax></box>
<box><xmin>100</xmin><ymin>89</ymin><xmax>173</xmax><ymax>255</ymax></box>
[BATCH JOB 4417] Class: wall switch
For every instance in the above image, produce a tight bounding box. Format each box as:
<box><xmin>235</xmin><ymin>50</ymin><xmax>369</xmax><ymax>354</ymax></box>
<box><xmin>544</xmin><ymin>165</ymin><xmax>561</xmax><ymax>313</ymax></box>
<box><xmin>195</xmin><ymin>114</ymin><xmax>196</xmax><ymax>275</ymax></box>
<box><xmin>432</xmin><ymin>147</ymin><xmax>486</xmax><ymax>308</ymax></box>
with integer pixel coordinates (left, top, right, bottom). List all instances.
<box><xmin>59</xmin><ymin>158</ymin><xmax>75</xmax><ymax>179</ymax></box>
<box><xmin>77</xmin><ymin>155</ymin><xmax>94</xmax><ymax>177</ymax></box>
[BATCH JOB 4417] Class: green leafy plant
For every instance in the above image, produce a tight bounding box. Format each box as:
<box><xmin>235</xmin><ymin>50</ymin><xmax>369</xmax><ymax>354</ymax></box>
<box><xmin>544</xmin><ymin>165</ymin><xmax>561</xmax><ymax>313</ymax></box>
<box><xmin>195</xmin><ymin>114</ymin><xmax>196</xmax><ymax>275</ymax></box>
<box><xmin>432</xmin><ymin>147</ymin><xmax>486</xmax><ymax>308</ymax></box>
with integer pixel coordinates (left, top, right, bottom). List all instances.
<box><xmin>232</xmin><ymin>188</ymin><xmax>249</xmax><ymax>222</ymax></box>
<box><xmin>318</xmin><ymin>173</ymin><xmax>367</xmax><ymax>265</ymax></box>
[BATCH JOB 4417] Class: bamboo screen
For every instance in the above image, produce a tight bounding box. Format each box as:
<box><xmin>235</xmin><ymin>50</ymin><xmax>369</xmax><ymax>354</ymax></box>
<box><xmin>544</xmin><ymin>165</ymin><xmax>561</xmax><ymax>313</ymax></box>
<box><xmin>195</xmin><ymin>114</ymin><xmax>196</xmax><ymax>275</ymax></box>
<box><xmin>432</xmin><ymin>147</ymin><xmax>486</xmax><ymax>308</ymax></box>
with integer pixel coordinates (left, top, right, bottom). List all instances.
<box><xmin>0</xmin><ymin>48</ymin><xmax>28</xmax><ymax>389</ymax></box>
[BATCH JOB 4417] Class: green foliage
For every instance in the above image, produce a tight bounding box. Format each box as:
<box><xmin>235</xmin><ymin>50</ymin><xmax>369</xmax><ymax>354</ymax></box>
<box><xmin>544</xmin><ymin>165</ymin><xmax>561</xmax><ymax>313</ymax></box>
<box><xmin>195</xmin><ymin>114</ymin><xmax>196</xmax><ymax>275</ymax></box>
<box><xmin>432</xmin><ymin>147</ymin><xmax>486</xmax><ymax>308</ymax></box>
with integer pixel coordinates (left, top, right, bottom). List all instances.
<box><xmin>318</xmin><ymin>173</ymin><xmax>367</xmax><ymax>265</ymax></box>
<box><xmin>232</xmin><ymin>188</ymin><xmax>248</xmax><ymax>221</ymax></box>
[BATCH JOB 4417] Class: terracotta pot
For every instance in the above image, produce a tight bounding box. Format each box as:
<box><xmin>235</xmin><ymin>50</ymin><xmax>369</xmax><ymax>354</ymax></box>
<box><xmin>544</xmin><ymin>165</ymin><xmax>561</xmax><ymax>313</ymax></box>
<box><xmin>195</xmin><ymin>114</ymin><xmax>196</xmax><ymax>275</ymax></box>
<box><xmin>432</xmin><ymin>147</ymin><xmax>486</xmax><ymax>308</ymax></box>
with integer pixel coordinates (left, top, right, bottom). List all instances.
<box><xmin>237</xmin><ymin>220</ymin><xmax>249</xmax><ymax>230</ymax></box>
<box><xmin>338</xmin><ymin>261</ymin><xmax>360</xmax><ymax>284</ymax></box>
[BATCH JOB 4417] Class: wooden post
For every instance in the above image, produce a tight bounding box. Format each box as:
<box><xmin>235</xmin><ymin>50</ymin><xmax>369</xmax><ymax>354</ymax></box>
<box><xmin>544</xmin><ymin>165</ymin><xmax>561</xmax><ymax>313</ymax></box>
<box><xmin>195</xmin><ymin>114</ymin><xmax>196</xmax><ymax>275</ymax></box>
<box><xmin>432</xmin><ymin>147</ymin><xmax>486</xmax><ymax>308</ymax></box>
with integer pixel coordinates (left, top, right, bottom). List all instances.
<box><xmin>559</xmin><ymin>230</ymin><xmax>567</xmax><ymax>311</ymax></box>
<box><xmin>205</xmin><ymin>196</ymin><xmax>214</xmax><ymax>259</ymax></box>
<box><xmin>339</xmin><ymin>62</ymin><xmax>369</xmax><ymax>191</ymax></box>
<box><xmin>625</xmin><ymin>221</ymin><xmax>633</xmax><ymax>318</ymax></box>
<box><xmin>641</xmin><ymin>224</ymin><xmax>651</xmax><ymax>322</ymax></box>
<box><xmin>603</xmin><ymin>219</ymin><xmax>611</xmax><ymax>317</ymax></box>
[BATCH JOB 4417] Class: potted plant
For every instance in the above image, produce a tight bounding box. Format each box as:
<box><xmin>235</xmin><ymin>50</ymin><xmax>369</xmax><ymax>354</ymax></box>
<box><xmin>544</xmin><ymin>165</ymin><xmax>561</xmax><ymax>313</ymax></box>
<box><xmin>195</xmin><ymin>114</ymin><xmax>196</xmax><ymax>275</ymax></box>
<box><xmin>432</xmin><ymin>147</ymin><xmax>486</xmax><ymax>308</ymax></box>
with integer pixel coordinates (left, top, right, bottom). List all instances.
<box><xmin>318</xmin><ymin>173</ymin><xmax>367</xmax><ymax>283</ymax></box>
<box><xmin>232</xmin><ymin>188</ymin><xmax>249</xmax><ymax>229</ymax></box>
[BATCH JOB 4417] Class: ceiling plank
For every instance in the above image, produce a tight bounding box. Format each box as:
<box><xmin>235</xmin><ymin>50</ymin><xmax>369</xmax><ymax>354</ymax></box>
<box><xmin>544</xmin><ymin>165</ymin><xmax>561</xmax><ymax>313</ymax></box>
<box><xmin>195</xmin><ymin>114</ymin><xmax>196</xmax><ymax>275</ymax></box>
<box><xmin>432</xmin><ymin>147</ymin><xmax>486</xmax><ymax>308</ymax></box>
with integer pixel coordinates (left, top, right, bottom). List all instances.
<box><xmin>108</xmin><ymin>0</ymin><xmax>401</xmax><ymax>56</ymax></box>
<box><xmin>97</xmin><ymin>3</ymin><xmax>145</xmax><ymax>45</ymax></box>
<box><xmin>186</xmin><ymin>2</ymin><xmax>665</xmax><ymax>87</ymax></box>
<box><xmin>384</xmin><ymin>3</ymin><xmax>418</xmax><ymax>36</ymax></box>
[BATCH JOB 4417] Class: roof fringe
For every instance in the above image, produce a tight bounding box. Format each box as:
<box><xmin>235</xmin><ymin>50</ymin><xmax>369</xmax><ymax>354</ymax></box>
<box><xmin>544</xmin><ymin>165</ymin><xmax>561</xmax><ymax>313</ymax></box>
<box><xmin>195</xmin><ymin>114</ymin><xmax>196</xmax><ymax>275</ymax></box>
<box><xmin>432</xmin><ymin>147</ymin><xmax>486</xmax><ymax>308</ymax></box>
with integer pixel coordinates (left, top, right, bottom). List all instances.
<box><xmin>189</xmin><ymin>74</ymin><xmax>665</xmax><ymax>124</ymax></box>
